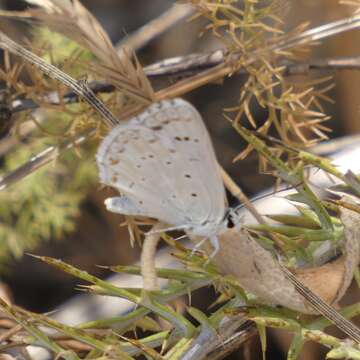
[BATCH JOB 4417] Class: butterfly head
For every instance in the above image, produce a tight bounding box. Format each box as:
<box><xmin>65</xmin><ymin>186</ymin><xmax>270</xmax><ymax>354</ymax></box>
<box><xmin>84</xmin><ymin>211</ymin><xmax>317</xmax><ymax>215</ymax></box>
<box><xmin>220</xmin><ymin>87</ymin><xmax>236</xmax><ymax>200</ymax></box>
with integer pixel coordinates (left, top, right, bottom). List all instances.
<box><xmin>188</xmin><ymin>217</ymin><xmax>228</xmax><ymax>238</ymax></box>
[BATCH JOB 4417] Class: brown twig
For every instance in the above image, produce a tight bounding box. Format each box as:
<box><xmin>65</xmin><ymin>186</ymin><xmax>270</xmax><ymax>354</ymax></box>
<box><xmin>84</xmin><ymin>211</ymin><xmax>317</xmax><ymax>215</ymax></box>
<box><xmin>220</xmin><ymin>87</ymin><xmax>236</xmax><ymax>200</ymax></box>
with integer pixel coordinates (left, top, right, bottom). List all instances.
<box><xmin>155</xmin><ymin>13</ymin><xmax>360</xmax><ymax>99</ymax></box>
<box><xmin>176</xmin><ymin>304</ymin><xmax>252</xmax><ymax>360</ymax></box>
<box><xmin>220</xmin><ymin>167</ymin><xmax>265</xmax><ymax>225</ymax></box>
<box><xmin>207</xmin><ymin>321</ymin><xmax>257</xmax><ymax>360</ymax></box>
<box><xmin>0</xmin><ymin>324</ymin><xmax>22</xmax><ymax>343</ymax></box>
<box><xmin>115</xmin><ymin>3</ymin><xmax>194</xmax><ymax>52</ymax></box>
<box><xmin>0</xmin><ymin>128</ymin><xmax>94</xmax><ymax>191</ymax></box>
<box><xmin>6</xmin><ymin>53</ymin><xmax>360</xmax><ymax>116</ymax></box>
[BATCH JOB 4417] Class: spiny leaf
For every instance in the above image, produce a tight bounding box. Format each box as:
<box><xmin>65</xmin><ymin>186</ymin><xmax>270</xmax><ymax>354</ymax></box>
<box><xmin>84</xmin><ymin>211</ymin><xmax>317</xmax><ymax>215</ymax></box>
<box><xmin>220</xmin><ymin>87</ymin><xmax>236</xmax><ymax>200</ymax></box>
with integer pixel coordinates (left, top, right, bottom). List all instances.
<box><xmin>287</xmin><ymin>331</ymin><xmax>305</xmax><ymax>360</ymax></box>
<box><xmin>256</xmin><ymin>321</ymin><xmax>267</xmax><ymax>360</ymax></box>
<box><xmin>0</xmin><ymin>297</ymin><xmax>80</xmax><ymax>360</ymax></box>
<box><xmin>109</xmin><ymin>265</ymin><xmax>209</xmax><ymax>282</ymax></box>
<box><xmin>119</xmin><ymin>334</ymin><xmax>165</xmax><ymax>360</ymax></box>
<box><xmin>77</xmin><ymin>307</ymin><xmax>150</xmax><ymax>331</ymax></box>
<box><xmin>141</xmin><ymin>291</ymin><xmax>196</xmax><ymax>338</ymax></box>
<box><xmin>28</xmin><ymin>254</ymin><xmax>140</xmax><ymax>302</ymax></box>
<box><xmin>234</xmin><ymin>124</ymin><xmax>333</xmax><ymax>231</ymax></box>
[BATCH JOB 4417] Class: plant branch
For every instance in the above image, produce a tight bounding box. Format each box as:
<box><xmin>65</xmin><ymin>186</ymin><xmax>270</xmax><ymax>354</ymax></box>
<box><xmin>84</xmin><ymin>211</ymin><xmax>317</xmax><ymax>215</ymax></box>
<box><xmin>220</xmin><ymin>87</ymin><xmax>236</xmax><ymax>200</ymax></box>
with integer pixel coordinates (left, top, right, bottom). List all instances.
<box><xmin>0</xmin><ymin>128</ymin><xmax>94</xmax><ymax>191</ymax></box>
<box><xmin>3</xmin><ymin>12</ymin><xmax>360</xmax><ymax>114</ymax></box>
<box><xmin>154</xmin><ymin>13</ymin><xmax>360</xmax><ymax>100</ymax></box>
<box><xmin>6</xmin><ymin>53</ymin><xmax>360</xmax><ymax>116</ymax></box>
<box><xmin>115</xmin><ymin>3</ymin><xmax>194</xmax><ymax>52</ymax></box>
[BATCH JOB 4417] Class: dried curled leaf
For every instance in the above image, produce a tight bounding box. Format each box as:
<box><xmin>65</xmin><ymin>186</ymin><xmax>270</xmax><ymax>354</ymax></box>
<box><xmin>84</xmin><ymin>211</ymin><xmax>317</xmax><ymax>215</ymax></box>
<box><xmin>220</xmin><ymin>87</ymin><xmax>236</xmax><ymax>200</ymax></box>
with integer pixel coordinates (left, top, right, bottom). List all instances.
<box><xmin>210</xmin><ymin>228</ymin><xmax>314</xmax><ymax>314</ymax></box>
<box><xmin>339</xmin><ymin>196</ymin><xmax>360</xmax><ymax>298</ymax></box>
<box><xmin>209</xmin><ymin>204</ymin><xmax>360</xmax><ymax>314</ymax></box>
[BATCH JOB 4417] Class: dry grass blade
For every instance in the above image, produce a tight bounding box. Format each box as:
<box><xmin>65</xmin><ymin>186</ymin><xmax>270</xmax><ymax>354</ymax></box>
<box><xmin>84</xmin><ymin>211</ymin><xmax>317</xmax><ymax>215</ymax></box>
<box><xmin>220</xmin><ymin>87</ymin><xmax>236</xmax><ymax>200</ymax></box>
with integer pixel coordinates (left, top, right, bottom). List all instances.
<box><xmin>0</xmin><ymin>31</ymin><xmax>121</xmax><ymax>128</ymax></box>
<box><xmin>0</xmin><ymin>0</ymin><xmax>154</xmax><ymax>104</ymax></box>
<box><xmin>281</xmin><ymin>265</ymin><xmax>360</xmax><ymax>343</ymax></box>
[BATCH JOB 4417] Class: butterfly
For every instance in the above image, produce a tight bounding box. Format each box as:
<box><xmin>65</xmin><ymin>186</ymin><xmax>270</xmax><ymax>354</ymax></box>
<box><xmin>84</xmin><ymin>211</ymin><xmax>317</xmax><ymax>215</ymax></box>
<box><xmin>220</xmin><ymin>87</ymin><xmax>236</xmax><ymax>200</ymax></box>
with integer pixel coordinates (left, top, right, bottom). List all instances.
<box><xmin>96</xmin><ymin>98</ymin><xmax>228</xmax><ymax>254</ymax></box>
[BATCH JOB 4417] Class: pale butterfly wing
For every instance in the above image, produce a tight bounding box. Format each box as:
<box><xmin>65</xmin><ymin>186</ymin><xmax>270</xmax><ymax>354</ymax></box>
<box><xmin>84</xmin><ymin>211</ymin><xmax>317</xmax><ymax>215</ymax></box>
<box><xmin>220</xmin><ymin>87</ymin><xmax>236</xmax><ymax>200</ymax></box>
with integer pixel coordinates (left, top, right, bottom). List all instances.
<box><xmin>96</xmin><ymin>98</ymin><xmax>226</xmax><ymax>236</ymax></box>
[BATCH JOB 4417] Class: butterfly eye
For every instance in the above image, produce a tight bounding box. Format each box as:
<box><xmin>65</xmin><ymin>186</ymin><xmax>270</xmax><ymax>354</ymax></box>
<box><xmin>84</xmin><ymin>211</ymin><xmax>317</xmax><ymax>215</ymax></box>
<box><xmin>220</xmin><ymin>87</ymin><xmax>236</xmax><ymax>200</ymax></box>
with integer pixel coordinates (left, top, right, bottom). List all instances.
<box><xmin>191</xmin><ymin>193</ymin><xmax>197</xmax><ymax>197</ymax></box>
<box><xmin>185</xmin><ymin>174</ymin><xmax>191</xmax><ymax>178</ymax></box>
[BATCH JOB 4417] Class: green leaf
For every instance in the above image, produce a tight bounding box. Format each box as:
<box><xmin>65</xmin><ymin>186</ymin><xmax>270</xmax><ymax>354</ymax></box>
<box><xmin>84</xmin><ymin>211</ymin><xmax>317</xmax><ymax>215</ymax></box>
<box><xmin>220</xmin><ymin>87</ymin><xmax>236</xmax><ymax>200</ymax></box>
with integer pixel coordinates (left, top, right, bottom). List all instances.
<box><xmin>256</xmin><ymin>322</ymin><xmax>267</xmax><ymax>360</ymax></box>
<box><xmin>287</xmin><ymin>331</ymin><xmax>304</xmax><ymax>360</ymax></box>
<box><xmin>326</xmin><ymin>346</ymin><xmax>360</xmax><ymax>359</ymax></box>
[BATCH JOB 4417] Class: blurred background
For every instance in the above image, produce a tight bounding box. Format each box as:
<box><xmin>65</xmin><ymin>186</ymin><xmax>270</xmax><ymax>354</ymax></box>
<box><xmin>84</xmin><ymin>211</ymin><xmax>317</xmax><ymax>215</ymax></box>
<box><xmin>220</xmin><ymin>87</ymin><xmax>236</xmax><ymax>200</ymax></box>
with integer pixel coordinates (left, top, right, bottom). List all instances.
<box><xmin>0</xmin><ymin>1</ymin><xmax>359</xmax><ymax>359</ymax></box>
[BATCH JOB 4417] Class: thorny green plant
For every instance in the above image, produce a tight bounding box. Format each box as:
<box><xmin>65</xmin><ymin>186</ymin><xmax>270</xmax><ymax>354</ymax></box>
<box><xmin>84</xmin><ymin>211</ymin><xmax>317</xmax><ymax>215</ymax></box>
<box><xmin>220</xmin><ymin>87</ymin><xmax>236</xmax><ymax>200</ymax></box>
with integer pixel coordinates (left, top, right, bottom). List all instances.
<box><xmin>0</xmin><ymin>1</ymin><xmax>359</xmax><ymax>359</ymax></box>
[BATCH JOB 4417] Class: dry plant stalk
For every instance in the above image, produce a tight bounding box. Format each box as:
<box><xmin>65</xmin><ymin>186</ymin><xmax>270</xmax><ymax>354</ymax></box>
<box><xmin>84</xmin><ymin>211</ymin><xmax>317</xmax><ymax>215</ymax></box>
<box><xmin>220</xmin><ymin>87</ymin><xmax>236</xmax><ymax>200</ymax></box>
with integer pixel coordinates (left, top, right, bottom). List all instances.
<box><xmin>140</xmin><ymin>223</ymin><xmax>163</xmax><ymax>291</ymax></box>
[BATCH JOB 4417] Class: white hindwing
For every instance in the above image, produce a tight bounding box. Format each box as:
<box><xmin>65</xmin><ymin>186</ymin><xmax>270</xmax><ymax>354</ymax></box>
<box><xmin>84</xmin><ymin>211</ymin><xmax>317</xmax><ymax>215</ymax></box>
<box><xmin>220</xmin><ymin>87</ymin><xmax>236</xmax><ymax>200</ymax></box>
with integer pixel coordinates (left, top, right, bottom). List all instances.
<box><xmin>96</xmin><ymin>98</ymin><xmax>226</xmax><ymax>235</ymax></box>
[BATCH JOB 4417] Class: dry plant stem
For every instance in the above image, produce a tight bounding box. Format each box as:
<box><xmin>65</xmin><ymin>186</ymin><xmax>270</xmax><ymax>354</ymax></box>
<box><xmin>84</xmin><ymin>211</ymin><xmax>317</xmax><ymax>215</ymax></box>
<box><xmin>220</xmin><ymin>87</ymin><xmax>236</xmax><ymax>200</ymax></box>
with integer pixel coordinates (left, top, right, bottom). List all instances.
<box><xmin>283</xmin><ymin>56</ymin><xmax>360</xmax><ymax>75</ymax></box>
<box><xmin>0</xmin><ymin>128</ymin><xmax>94</xmax><ymax>191</ymax></box>
<box><xmin>155</xmin><ymin>13</ymin><xmax>360</xmax><ymax>100</ymax></box>
<box><xmin>220</xmin><ymin>167</ymin><xmax>265</xmax><ymax>225</ymax></box>
<box><xmin>146</xmin><ymin>51</ymin><xmax>360</xmax><ymax>78</ymax></box>
<box><xmin>7</xmin><ymin>51</ymin><xmax>360</xmax><ymax>117</ymax></box>
<box><xmin>10</xmin><ymin>54</ymin><xmax>360</xmax><ymax>116</ymax></box>
<box><xmin>206</xmin><ymin>322</ymin><xmax>257</xmax><ymax>360</ymax></box>
<box><xmin>0</xmin><ymin>324</ymin><xmax>22</xmax><ymax>343</ymax></box>
<box><xmin>141</xmin><ymin>223</ymin><xmax>163</xmax><ymax>291</ymax></box>
<box><xmin>177</xmin><ymin>309</ymin><xmax>252</xmax><ymax>360</ymax></box>
<box><xmin>144</xmin><ymin>49</ymin><xmax>226</xmax><ymax>78</ymax></box>
<box><xmin>115</xmin><ymin>4</ymin><xmax>194</xmax><ymax>52</ymax></box>
<box><xmin>0</xmin><ymin>32</ymin><xmax>119</xmax><ymax>128</ymax></box>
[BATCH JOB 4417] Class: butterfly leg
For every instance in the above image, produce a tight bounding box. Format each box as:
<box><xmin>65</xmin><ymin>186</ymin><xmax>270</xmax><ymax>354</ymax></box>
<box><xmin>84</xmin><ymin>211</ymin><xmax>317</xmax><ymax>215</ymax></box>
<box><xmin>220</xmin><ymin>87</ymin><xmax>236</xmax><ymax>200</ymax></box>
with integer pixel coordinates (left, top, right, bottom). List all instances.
<box><xmin>191</xmin><ymin>235</ymin><xmax>220</xmax><ymax>259</ymax></box>
<box><xmin>208</xmin><ymin>235</ymin><xmax>220</xmax><ymax>258</ymax></box>
<box><xmin>191</xmin><ymin>237</ymin><xmax>207</xmax><ymax>255</ymax></box>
